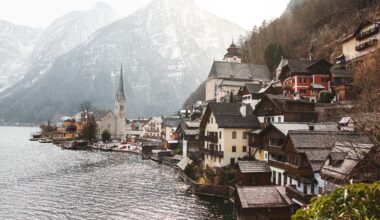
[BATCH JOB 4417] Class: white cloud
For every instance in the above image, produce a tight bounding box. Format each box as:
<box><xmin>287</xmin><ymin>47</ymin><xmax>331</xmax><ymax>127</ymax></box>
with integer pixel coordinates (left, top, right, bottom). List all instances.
<box><xmin>0</xmin><ymin>0</ymin><xmax>289</xmax><ymax>30</ymax></box>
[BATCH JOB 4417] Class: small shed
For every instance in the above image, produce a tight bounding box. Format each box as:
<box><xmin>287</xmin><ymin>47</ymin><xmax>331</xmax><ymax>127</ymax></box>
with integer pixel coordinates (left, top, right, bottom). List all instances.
<box><xmin>237</xmin><ymin>161</ymin><xmax>272</xmax><ymax>186</ymax></box>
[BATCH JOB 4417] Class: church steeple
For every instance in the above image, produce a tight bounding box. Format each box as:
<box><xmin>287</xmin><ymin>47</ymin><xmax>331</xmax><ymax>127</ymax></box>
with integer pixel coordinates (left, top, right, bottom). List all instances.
<box><xmin>116</xmin><ymin>65</ymin><xmax>125</xmax><ymax>101</ymax></box>
<box><xmin>223</xmin><ymin>40</ymin><xmax>241</xmax><ymax>63</ymax></box>
<box><xmin>115</xmin><ymin>64</ymin><xmax>126</xmax><ymax>140</ymax></box>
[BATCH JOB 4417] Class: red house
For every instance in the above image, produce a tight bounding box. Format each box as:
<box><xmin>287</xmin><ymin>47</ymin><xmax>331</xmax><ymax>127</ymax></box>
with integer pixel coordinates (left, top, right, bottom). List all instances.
<box><xmin>278</xmin><ymin>59</ymin><xmax>332</xmax><ymax>101</ymax></box>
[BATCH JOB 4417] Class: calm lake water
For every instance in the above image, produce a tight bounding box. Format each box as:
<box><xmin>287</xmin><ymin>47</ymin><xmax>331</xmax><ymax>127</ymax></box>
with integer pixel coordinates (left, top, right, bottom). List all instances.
<box><xmin>0</xmin><ymin>126</ymin><xmax>233</xmax><ymax>220</ymax></box>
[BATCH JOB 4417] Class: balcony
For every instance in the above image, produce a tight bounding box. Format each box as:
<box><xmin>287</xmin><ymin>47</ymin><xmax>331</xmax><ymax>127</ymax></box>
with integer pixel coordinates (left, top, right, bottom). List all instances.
<box><xmin>355</xmin><ymin>39</ymin><xmax>378</xmax><ymax>51</ymax></box>
<box><xmin>268</xmin><ymin>160</ymin><xmax>312</xmax><ymax>177</ymax></box>
<box><xmin>203</xmin><ymin>135</ymin><xmax>218</xmax><ymax>143</ymax></box>
<box><xmin>203</xmin><ymin>148</ymin><xmax>224</xmax><ymax>157</ymax></box>
<box><xmin>285</xmin><ymin>185</ymin><xmax>314</xmax><ymax>205</ymax></box>
<box><xmin>356</xmin><ymin>26</ymin><xmax>379</xmax><ymax>41</ymax></box>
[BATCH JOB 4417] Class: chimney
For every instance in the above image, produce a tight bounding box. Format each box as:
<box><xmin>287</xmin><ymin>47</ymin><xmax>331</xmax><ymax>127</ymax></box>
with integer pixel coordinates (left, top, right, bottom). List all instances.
<box><xmin>308</xmin><ymin>123</ymin><xmax>315</xmax><ymax>131</ymax></box>
<box><xmin>240</xmin><ymin>105</ymin><xmax>247</xmax><ymax>117</ymax></box>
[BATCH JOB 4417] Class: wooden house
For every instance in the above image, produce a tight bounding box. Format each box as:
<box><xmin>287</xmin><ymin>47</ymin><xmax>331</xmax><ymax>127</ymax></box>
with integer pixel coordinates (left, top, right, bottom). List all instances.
<box><xmin>268</xmin><ymin>130</ymin><xmax>371</xmax><ymax>206</ymax></box>
<box><xmin>252</xmin><ymin>94</ymin><xmax>317</xmax><ymax>125</ymax></box>
<box><xmin>235</xmin><ymin>186</ymin><xmax>293</xmax><ymax>220</ymax></box>
<box><xmin>237</xmin><ymin>161</ymin><xmax>272</xmax><ymax>186</ymax></box>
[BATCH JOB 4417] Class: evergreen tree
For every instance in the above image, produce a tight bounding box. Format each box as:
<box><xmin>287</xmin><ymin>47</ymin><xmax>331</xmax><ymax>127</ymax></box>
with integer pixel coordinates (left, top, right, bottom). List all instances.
<box><xmin>101</xmin><ymin>129</ymin><xmax>111</xmax><ymax>143</ymax></box>
<box><xmin>81</xmin><ymin>115</ymin><xmax>97</xmax><ymax>142</ymax></box>
<box><xmin>264</xmin><ymin>43</ymin><xmax>283</xmax><ymax>72</ymax></box>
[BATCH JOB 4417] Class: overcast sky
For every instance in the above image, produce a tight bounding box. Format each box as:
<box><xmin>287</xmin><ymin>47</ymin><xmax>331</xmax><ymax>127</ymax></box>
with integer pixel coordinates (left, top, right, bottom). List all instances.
<box><xmin>0</xmin><ymin>0</ymin><xmax>290</xmax><ymax>30</ymax></box>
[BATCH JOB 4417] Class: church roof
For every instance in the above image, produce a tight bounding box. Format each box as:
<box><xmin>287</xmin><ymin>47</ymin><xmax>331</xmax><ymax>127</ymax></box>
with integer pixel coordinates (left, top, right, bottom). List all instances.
<box><xmin>207</xmin><ymin>61</ymin><xmax>271</xmax><ymax>81</ymax></box>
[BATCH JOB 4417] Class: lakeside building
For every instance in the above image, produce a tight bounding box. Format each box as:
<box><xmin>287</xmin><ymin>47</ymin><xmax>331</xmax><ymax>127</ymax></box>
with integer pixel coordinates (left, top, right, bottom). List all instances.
<box><xmin>336</xmin><ymin>18</ymin><xmax>380</xmax><ymax>67</ymax></box>
<box><xmin>249</xmin><ymin>122</ymin><xmax>338</xmax><ymax>176</ymax></box>
<box><xmin>278</xmin><ymin>58</ymin><xmax>332</xmax><ymax>102</ymax></box>
<box><xmin>235</xmin><ymin>186</ymin><xmax>294</xmax><ymax>220</ymax></box>
<box><xmin>200</xmin><ymin>102</ymin><xmax>260</xmax><ymax>168</ymax></box>
<box><xmin>205</xmin><ymin>43</ymin><xmax>272</xmax><ymax>102</ymax></box>
<box><xmin>268</xmin><ymin>130</ymin><xmax>372</xmax><ymax>206</ymax></box>
<box><xmin>142</xmin><ymin>116</ymin><xmax>163</xmax><ymax>140</ymax></box>
<box><xmin>162</xmin><ymin>117</ymin><xmax>182</xmax><ymax>148</ymax></box>
<box><xmin>236</xmin><ymin>161</ymin><xmax>272</xmax><ymax>186</ymax></box>
<box><xmin>175</xmin><ymin>120</ymin><xmax>201</xmax><ymax>160</ymax></box>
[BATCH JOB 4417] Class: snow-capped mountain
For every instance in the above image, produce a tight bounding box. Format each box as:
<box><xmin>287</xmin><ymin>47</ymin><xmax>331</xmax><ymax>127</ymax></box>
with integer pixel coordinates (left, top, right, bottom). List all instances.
<box><xmin>0</xmin><ymin>20</ymin><xmax>41</xmax><ymax>92</ymax></box>
<box><xmin>15</xmin><ymin>2</ymin><xmax>118</xmax><ymax>88</ymax></box>
<box><xmin>0</xmin><ymin>0</ymin><xmax>245</xmax><ymax>123</ymax></box>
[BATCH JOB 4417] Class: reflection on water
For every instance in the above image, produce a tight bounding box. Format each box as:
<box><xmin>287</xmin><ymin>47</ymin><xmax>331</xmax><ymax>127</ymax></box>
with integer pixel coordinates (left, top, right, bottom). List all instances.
<box><xmin>0</xmin><ymin>127</ymin><xmax>233</xmax><ymax>220</ymax></box>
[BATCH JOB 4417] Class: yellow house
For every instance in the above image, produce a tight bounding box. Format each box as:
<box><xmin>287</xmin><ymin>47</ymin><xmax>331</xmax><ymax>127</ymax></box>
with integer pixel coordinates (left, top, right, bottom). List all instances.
<box><xmin>200</xmin><ymin>102</ymin><xmax>261</xmax><ymax>168</ymax></box>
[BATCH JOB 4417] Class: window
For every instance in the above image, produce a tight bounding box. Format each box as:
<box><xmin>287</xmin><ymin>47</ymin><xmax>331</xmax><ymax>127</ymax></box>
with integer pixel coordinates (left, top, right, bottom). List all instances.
<box><xmin>219</xmin><ymin>157</ymin><xmax>221</xmax><ymax>163</ymax></box>
<box><xmin>284</xmin><ymin>174</ymin><xmax>287</xmax><ymax>185</ymax></box>
<box><xmin>322</xmin><ymin>78</ymin><xmax>329</xmax><ymax>83</ymax></box>
<box><xmin>271</xmin><ymin>117</ymin><xmax>275</xmax><ymax>122</ymax></box>
<box><xmin>278</xmin><ymin>117</ymin><xmax>282</xmax><ymax>122</ymax></box>
<box><xmin>232</xmin><ymin>131</ymin><xmax>237</xmax><ymax>139</ymax></box>
<box><xmin>210</xmin><ymin>117</ymin><xmax>213</xmax><ymax>124</ymax></box>
<box><xmin>232</xmin><ymin>146</ymin><xmax>236</xmax><ymax>152</ymax></box>
<box><xmin>278</xmin><ymin>172</ymin><xmax>282</xmax><ymax>185</ymax></box>
<box><xmin>219</xmin><ymin>131</ymin><xmax>222</xmax><ymax>139</ymax></box>
<box><xmin>230</xmin><ymin>158</ymin><xmax>235</xmax><ymax>165</ymax></box>
<box><xmin>243</xmin><ymin>132</ymin><xmax>247</xmax><ymax>139</ymax></box>
<box><xmin>300</xmin><ymin>88</ymin><xmax>307</xmax><ymax>94</ymax></box>
<box><xmin>264</xmin><ymin>152</ymin><xmax>268</xmax><ymax>160</ymax></box>
<box><xmin>242</xmin><ymin>146</ymin><xmax>247</xmax><ymax>152</ymax></box>
<box><xmin>311</xmin><ymin>183</ymin><xmax>315</xmax><ymax>195</ymax></box>
<box><xmin>300</xmin><ymin>78</ymin><xmax>306</xmax><ymax>83</ymax></box>
<box><xmin>272</xmin><ymin>171</ymin><xmax>276</xmax><ymax>184</ymax></box>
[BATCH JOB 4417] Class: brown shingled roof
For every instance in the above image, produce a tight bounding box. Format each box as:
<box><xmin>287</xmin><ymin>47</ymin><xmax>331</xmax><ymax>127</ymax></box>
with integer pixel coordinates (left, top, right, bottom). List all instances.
<box><xmin>237</xmin><ymin>186</ymin><xmax>292</xmax><ymax>209</ymax></box>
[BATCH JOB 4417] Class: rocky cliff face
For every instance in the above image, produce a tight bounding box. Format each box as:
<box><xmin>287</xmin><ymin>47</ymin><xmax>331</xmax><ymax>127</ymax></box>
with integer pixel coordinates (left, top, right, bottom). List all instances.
<box><xmin>0</xmin><ymin>0</ymin><xmax>245</xmax><ymax>123</ymax></box>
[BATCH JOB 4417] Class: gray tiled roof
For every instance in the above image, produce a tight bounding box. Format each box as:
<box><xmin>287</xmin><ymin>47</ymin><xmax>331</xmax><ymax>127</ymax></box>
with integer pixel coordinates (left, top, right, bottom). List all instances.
<box><xmin>332</xmin><ymin>69</ymin><xmax>353</xmax><ymax>78</ymax></box>
<box><xmin>237</xmin><ymin>186</ymin><xmax>292</xmax><ymax>209</ymax></box>
<box><xmin>163</xmin><ymin>117</ymin><xmax>182</xmax><ymax>128</ymax></box>
<box><xmin>245</xmin><ymin>83</ymin><xmax>263</xmax><ymax>94</ymax></box>
<box><xmin>92</xmin><ymin>110</ymin><xmax>114</xmax><ymax>121</ymax></box>
<box><xmin>270</xmin><ymin>122</ymin><xmax>338</xmax><ymax>136</ymax></box>
<box><xmin>238</xmin><ymin>161</ymin><xmax>271</xmax><ymax>173</ymax></box>
<box><xmin>321</xmin><ymin>142</ymin><xmax>374</xmax><ymax>181</ymax></box>
<box><xmin>208</xmin><ymin>61</ymin><xmax>271</xmax><ymax>81</ymax></box>
<box><xmin>288</xmin><ymin>131</ymin><xmax>372</xmax><ymax>171</ymax></box>
<box><xmin>209</xmin><ymin>102</ymin><xmax>260</xmax><ymax>128</ymax></box>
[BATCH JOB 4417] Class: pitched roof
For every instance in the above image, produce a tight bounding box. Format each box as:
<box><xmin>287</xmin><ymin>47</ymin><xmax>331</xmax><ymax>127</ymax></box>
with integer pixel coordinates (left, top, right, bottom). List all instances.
<box><xmin>238</xmin><ymin>161</ymin><xmax>271</xmax><ymax>173</ymax></box>
<box><xmin>185</xmin><ymin>121</ymin><xmax>200</xmax><ymax>128</ymax></box>
<box><xmin>206</xmin><ymin>102</ymin><xmax>260</xmax><ymax>128</ymax></box>
<box><xmin>237</xmin><ymin>186</ymin><xmax>292</xmax><ymax>209</ymax></box>
<box><xmin>288</xmin><ymin>131</ymin><xmax>372</xmax><ymax>171</ymax></box>
<box><xmin>245</xmin><ymin>83</ymin><xmax>263</xmax><ymax>94</ymax></box>
<box><xmin>163</xmin><ymin>117</ymin><xmax>182</xmax><ymax>128</ymax></box>
<box><xmin>340</xmin><ymin>18</ymin><xmax>380</xmax><ymax>43</ymax></box>
<box><xmin>321</xmin><ymin>142</ymin><xmax>374</xmax><ymax>181</ymax></box>
<box><xmin>93</xmin><ymin>110</ymin><xmax>115</xmax><ymax>121</ymax></box>
<box><xmin>332</xmin><ymin>69</ymin><xmax>354</xmax><ymax>78</ymax></box>
<box><xmin>256</xmin><ymin>95</ymin><xmax>315</xmax><ymax>114</ymax></box>
<box><xmin>177</xmin><ymin>157</ymin><xmax>193</xmax><ymax>170</ymax></box>
<box><xmin>208</xmin><ymin>61</ymin><xmax>271</xmax><ymax>81</ymax></box>
<box><xmin>267</xmin><ymin>122</ymin><xmax>338</xmax><ymax>136</ymax></box>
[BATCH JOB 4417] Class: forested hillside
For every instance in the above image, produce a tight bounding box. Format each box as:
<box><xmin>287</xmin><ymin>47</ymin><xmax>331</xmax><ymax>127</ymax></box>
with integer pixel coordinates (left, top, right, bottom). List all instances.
<box><xmin>241</xmin><ymin>0</ymin><xmax>380</xmax><ymax>70</ymax></box>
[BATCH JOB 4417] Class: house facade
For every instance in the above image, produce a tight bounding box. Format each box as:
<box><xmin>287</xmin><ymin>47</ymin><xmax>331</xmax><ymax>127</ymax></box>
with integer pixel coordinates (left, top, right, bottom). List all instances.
<box><xmin>142</xmin><ymin>117</ymin><xmax>163</xmax><ymax>140</ymax></box>
<box><xmin>253</xmin><ymin>94</ymin><xmax>317</xmax><ymax>125</ymax></box>
<box><xmin>268</xmin><ymin>130</ymin><xmax>372</xmax><ymax>206</ymax></box>
<box><xmin>278</xmin><ymin>59</ymin><xmax>332</xmax><ymax>101</ymax></box>
<box><xmin>93</xmin><ymin>110</ymin><xmax>117</xmax><ymax>139</ymax></box>
<box><xmin>337</xmin><ymin>18</ymin><xmax>380</xmax><ymax>65</ymax></box>
<box><xmin>200</xmin><ymin>102</ymin><xmax>260</xmax><ymax>168</ymax></box>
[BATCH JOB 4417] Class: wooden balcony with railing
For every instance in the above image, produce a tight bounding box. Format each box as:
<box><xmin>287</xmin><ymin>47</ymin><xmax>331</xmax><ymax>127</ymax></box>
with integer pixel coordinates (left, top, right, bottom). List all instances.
<box><xmin>203</xmin><ymin>135</ymin><xmax>218</xmax><ymax>143</ymax></box>
<box><xmin>285</xmin><ymin>185</ymin><xmax>314</xmax><ymax>205</ymax></box>
<box><xmin>203</xmin><ymin>148</ymin><xmax>224</xmax><ymax>157</ymax></box>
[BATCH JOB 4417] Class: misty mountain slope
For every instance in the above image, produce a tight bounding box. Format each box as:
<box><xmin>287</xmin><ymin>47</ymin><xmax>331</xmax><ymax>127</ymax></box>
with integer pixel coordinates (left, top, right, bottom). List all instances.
<box><xmin>0</xmin><ymin>0</ymin><xmax>245</xmax><ymax>123</ymax></box>
<box><xmin>0</xmin><ymin>20</ymin><xmax>42</xmax><ymax>92</ymax></box>
<box><xmin>0</xmin><ymin>2</ymin><xmax>118</xmax><ymax>96</ymax></box>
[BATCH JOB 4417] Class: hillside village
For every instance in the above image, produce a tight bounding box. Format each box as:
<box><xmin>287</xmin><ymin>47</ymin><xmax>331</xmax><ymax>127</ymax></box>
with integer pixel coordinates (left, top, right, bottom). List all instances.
<box><xmin>34</xmin><ymin>15</ymin><xmax>380</xmax><ymax>219</ymax></box>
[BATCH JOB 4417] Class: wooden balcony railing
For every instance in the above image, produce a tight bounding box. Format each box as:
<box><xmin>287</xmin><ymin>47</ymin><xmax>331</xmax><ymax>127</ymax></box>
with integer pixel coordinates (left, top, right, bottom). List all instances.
<box><xmin>285</xmin><ymin>185</ymin><xmax>314</xmax><ymax>205</ymax></box>
<box><xmin>203</xmin><ymin>135</ymin><xmax>218</xmax><ymax>143</ymax></box>
<box><xmin>203</xmin><ymin>148</ymin><xmax>224</xmax><ymax>157</ymax></box>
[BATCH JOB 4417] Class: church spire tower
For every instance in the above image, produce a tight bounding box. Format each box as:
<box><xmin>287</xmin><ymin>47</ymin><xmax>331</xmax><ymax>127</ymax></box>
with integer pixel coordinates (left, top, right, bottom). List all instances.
<box><xmin>115</xmin><ymin>65</ymin><xmax>126</xmax><ymax>140</ymax></box>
